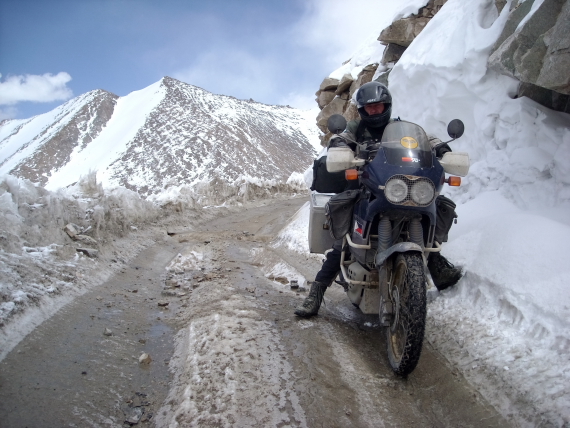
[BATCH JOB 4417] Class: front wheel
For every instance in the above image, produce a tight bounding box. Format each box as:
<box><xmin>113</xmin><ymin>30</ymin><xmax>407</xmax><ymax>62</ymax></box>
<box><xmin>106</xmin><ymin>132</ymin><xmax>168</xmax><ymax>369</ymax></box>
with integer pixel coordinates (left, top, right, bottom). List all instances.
<box><xmin>385</xmin><ymin>252</ymin><xmax>427</xmax><ymax>376</ymax></box>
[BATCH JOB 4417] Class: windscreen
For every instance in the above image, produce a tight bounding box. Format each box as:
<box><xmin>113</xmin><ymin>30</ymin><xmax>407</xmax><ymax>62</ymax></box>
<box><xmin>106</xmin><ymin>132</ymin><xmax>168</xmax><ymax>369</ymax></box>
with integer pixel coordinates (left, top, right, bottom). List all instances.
<box><xmin>380</xmin><ymin>121</ymin><xmax>433</xmax><ymax>168</ymax></box>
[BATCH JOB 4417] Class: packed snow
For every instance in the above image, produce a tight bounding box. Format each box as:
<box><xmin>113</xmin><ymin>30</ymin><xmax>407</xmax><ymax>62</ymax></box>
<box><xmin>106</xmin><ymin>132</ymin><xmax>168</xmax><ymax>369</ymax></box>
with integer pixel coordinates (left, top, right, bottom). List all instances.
<box><xmin>0</xmin><ymin>0</ymin><xmax>569</xmax><ymax>426</ymax></box>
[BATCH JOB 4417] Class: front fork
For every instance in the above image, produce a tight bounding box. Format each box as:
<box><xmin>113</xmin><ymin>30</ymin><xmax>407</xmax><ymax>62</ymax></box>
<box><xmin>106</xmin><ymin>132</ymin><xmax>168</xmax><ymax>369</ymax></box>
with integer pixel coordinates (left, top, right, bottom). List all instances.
<box><xmin>378</xmin><ymin>216</ymin><xmax>440</xmax><ymax>324</ymax></box>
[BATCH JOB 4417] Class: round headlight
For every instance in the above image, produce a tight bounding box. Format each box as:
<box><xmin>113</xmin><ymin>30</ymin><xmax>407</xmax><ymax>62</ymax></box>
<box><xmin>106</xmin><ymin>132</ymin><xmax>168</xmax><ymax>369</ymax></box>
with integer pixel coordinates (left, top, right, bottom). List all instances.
<box><xmin>410</xmin><ymin>180</ymin><xmax>435</xmax><ymax>205</ymax></box>
<box><xmin>385</xmin><ymin>178</ymin><xmax>408</xmax><ymax>203</ymax></box>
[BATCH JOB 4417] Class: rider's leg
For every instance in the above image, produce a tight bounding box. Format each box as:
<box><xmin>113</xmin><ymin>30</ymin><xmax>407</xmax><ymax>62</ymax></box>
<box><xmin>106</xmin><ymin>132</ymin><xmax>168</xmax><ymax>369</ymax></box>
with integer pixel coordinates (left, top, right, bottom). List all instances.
<box><xmin>428</xmin><ymin>251</ymin><xmax>462</xmax><ymax>291</ymax></box>
<box><xmin>294</xmin><ymin>241</ymin><xmax>342</xmax><ymax>317</ymax></box>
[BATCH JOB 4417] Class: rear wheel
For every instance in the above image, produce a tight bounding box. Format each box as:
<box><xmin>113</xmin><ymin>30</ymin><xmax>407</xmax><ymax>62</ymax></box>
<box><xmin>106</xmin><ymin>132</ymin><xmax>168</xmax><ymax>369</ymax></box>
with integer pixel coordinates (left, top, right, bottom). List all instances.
<box><xmin>385</xmin><ymin>252</ymin><xmax>426</xmax><ymax>376</ymax></box>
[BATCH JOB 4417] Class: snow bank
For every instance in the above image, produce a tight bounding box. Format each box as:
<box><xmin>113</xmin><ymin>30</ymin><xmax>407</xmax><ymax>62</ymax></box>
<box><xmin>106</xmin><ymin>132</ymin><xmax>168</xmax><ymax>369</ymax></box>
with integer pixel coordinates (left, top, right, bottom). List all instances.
<box><xmin>149</xmin><ymin>173</ymin><xmax>309</xmax><ymax>209</ymax></box>
<box><xmin>385</xmin><ymin>3</ymin><xmax>570</xmax><ymax>421</ymax></box>
<box><xmin>0</xmin><ymin>172</ymin><xmax>163</xmax><ymax>359</ymax></box>
<box><xmin>426</xmin><ymin>191</ymin><xmax>570</xmax><ymax>425</ymax></box>
<box><xmin>0</xmin><ymin>167</ymin><xmax>312</xmax><ymax>360</ymax></box>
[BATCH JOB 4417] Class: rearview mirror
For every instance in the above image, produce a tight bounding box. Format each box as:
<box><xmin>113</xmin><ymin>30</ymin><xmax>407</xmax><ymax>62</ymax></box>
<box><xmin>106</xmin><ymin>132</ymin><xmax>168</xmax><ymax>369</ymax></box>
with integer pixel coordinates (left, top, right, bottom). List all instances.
<box><xmin>327</xmin><ymin>114</ymin><xmax>347</xmax><ymax>135</ymax></box>
<box><xmin>447</xmin><ymin>119</ymin><xmax>464</xmax><ymax>139</ymax></box>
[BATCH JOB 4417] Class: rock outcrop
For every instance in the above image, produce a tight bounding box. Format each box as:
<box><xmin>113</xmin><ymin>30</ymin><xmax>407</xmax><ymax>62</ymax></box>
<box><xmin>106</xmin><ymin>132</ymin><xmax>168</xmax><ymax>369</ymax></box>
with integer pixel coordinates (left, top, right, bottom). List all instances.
<box><xmin>314</xmin><ymin>0</ymin><xmax>447</xmax><ymax>144</ymax></box>
<box><xmin>488</xmin><ymin>0</ymin><xmax>570</xmax><ymax>113</ymax></box>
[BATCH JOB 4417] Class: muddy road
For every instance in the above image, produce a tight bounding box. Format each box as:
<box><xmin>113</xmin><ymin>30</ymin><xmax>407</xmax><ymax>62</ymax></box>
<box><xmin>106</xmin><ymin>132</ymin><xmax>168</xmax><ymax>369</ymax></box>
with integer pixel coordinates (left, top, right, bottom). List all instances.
<box><xmin>0</xmin><ymin>196</ymin><xmax>508</xmax><ymax>427</ymax></box>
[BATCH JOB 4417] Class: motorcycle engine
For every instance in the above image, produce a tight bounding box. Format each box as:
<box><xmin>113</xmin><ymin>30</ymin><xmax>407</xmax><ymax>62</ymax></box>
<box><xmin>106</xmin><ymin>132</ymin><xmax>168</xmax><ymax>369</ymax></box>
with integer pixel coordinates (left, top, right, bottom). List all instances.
<box><xmin>346</xmin><ymin>262</ymin><xmax>369</xmax><ymax>305</ymax></box>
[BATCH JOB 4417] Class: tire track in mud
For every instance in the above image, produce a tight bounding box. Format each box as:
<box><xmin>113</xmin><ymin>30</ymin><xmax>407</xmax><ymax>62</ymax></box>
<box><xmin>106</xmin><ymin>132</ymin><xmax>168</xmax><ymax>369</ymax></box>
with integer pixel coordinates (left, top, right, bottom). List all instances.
<box><xmin>158</xmin><ymin>196</ymin><xmax>510</xmax><ymax>428</ymax></box>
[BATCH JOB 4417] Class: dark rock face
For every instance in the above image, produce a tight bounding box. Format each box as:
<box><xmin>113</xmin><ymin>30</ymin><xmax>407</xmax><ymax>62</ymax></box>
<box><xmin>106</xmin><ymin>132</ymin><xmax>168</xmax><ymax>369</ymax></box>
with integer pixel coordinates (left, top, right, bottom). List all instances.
<box><xmin>488</xmin><ymin>0</ymin><xmax>570</xmax><ymax>112</ymax></box>
<box><xmin>378</xmin><ymin>0</ymin><xmax>447</xmax><ymax>47</ymax></box>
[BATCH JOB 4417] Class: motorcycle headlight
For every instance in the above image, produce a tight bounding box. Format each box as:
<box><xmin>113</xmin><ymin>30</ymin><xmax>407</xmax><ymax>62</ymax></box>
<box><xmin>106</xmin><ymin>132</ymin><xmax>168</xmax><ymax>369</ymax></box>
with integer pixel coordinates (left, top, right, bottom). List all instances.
<box><xmin>410</xmin><ymin>180</ymin><xmax>435</xmax><ymax>205</ymax></box>
<box><xmin>385</xmin><ymin>178</ymin><xmax>408</xmax><ymax>203</ymax></box>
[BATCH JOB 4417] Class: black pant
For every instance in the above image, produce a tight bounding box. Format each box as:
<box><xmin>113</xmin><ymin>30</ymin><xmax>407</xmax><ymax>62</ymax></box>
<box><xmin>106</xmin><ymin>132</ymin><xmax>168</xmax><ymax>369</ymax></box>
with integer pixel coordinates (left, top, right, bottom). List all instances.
<box><xmin>315</xmin><ymin>245</ymin><xmax>342</xmax><ymax>286</ymax></box>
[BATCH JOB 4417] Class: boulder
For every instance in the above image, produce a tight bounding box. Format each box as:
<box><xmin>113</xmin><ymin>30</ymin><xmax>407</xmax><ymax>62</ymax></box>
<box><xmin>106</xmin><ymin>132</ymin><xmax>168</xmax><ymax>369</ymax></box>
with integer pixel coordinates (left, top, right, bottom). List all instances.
<box><xmin>335</xmin><ymin>74</ymin><xmax>354</xmax><ymax>95</ymax></box>
<box><xmin>379</xmin><ymin>17</ymin><xmax>430</xmax><ymax>47</ymax></box>
<box><xmin>381</xmin><ymin>43</ymin><xmax>407</xmax><ymax>64</ymax></box>
<box><xmin>316</xmin><ymin>97</ymin><xmax>347</xmax><ymax>133</ymax></box>
<box><xmin>344</xmin><ymin>104</ymin><xmax>360</xmax><ymax>122</ymax></box>
<box><xmin>349</xmin><ymin>65</ymin><xmax>378</xmax><ymax>98</ymax></box>
<box><xmin>76</xmin><ymin>248</ymin><xmax>99</xmax><ymax>258</ymax></box>
<box><xmin>375</xmin><ymin>69</ymin><xmax>392</xmax><ymax>88</ymax></box>
<box><xmin>63</xmin><ymin>223</ymin><xmax>78</xmax><ymax>239</ymax></box>
<box><xmin>75</xmin><ymin>234</ymin><xmax>98</xmax><ymax>246</ymax></box>
<box><xmin>316</xmin><ymin>90</ymin><xmax>336</xmax><ymax>109</ymax></box>
<box><xmin>319</xmin><ymin>77</ymin><xmax>340</xmax><ymax>91</ymax></box>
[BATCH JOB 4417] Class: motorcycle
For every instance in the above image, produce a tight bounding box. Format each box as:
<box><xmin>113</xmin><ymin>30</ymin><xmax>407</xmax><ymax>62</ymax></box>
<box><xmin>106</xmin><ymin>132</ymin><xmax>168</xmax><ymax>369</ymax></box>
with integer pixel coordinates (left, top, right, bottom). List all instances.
<box><xmin>322</xmin><ymin>114</ymin><xmax>469</xmax><ymax>376</ymax></box>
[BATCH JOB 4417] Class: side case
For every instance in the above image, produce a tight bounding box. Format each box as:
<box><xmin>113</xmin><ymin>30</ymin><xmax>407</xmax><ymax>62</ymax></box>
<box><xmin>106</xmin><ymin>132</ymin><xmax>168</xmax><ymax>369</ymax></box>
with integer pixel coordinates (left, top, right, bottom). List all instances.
<box><xmin>308</xmin><ymin>192</ymin><xmax>336</xmax><ymax>254</ymax></box>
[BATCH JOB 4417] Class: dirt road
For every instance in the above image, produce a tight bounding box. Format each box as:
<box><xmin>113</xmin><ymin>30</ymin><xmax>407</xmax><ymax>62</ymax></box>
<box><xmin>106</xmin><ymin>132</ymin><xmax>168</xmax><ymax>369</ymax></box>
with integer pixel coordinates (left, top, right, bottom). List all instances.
<box><xmin>0</xmin><ymin>196</ymin><xmax>508</xmax><ymax>427</ymax></box>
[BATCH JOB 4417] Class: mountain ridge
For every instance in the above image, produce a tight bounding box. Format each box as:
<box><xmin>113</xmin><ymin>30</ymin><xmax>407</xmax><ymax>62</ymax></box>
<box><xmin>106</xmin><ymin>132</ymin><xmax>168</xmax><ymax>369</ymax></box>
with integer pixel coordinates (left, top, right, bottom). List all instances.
<box><xmin>0</xmin><ymin>77</ymin><xmax>318</xmax><ymax>196</ymax></box>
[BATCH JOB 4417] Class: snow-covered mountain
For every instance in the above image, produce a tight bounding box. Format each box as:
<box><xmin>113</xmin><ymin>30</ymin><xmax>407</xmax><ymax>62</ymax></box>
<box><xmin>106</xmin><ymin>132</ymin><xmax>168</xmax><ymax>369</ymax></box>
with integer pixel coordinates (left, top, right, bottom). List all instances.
<box><xmin>0</xmin><ymin>77</ymin><xmax>319</xmax><ymax>195</ymax></box>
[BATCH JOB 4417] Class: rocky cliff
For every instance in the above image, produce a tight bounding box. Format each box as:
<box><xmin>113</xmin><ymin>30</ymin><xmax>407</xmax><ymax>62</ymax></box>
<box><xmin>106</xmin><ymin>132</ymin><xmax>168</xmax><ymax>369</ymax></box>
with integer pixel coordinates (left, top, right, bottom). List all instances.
<box><xmin>488</xmin><ymin>0</ymin><xmax>570</xmax><ymax>113</ymax></box>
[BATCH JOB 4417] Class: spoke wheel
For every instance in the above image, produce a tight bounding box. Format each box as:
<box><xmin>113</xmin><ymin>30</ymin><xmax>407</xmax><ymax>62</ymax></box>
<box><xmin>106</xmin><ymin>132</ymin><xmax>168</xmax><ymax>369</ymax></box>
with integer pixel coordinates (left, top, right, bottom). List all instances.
<box><xmin>385</xmin><ymin>252</ymin><xmax>427</xmax><ymax>376</ymax></box>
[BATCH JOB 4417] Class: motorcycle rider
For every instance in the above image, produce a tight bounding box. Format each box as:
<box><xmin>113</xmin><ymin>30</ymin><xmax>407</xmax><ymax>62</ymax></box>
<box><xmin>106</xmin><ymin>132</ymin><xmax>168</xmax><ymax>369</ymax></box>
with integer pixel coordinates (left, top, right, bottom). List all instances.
<box><xmin>295</xmin><ymin>81</ymin><xmax>462</xmax><ymax>318</ymax></box>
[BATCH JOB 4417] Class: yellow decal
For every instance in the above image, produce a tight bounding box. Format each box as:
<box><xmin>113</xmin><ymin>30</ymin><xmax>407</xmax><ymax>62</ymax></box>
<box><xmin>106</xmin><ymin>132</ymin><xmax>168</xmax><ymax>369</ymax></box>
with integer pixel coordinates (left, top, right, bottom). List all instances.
<box><xmin>401</xmin><ymin>136</ymin><xmax>418</xmax><ymax>149</ymax></box>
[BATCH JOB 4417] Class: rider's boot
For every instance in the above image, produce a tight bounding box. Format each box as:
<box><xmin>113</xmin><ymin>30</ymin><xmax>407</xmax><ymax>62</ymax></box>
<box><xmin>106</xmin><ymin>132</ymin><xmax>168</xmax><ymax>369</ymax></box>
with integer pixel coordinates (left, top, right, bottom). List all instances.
<box><xmin>428</xmin><ymin>252</ymin><xmax>462</xmax><ymax>291</ymax></box>
<box><xmin>294</xmin><ymin>281</ymin><xmax>328</xmax><ymax>317</ymax></box>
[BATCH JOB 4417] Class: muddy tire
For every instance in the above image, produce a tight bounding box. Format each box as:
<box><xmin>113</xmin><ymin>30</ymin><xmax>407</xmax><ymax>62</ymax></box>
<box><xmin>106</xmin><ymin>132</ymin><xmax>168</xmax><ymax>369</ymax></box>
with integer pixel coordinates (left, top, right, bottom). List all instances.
<box><xmin>385</xmin><ymin>252</ymin><xmax>426</xmax><ymax>376</ymax></box>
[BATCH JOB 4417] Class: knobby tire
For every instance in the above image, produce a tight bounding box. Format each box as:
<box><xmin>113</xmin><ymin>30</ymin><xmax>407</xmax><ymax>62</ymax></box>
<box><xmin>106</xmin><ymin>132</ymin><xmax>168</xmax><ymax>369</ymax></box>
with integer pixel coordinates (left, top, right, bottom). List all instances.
<box><xmin>386</xmin><ymin>252</ymin><xmax>427</xmax><ymax>376</ymax></box>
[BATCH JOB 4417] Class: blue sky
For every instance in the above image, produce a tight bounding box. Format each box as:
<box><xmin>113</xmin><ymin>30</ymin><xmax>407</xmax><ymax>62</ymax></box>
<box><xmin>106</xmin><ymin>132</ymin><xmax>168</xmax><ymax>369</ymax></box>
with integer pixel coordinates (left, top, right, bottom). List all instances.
<box><xmin>0</xmin><ymin>0</ymin><xmax>399</xmax><ymax>120</ymax></box>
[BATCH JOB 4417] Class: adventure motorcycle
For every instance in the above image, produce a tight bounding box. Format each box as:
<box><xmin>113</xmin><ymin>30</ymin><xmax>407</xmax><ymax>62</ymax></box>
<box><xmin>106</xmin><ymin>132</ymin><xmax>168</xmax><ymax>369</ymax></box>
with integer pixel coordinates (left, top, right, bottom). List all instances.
<box><xmin>319</xmin><ymin>114</ymin><xmax>469</xmax><ymax>376</ymax></box>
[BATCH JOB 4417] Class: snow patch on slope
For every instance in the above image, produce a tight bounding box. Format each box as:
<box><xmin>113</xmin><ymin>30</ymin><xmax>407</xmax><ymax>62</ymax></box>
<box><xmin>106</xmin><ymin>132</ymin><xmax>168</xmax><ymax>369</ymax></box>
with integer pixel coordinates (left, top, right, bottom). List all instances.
<box><xmin>0</xmin><ymin>92</ymin><xmax>100</xmax><ymax>175</ymax></box>
<box><xmin>45</xmin><ymin>81</ymin><xmax>166</xmax><ymax>190</ymax></box>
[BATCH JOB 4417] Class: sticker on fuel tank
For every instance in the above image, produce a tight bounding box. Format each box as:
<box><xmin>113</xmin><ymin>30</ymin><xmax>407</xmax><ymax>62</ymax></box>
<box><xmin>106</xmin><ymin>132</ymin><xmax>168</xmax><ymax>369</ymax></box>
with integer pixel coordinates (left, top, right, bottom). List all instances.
<box><xmin>402</xmin><ymin>157</ymin><xmax>420</xmax><ymax>162</ymax></box>
<box><xmin>400</xmin><ymin>137</ymin><xmax>419</xmax><ymax>149</ymax></box>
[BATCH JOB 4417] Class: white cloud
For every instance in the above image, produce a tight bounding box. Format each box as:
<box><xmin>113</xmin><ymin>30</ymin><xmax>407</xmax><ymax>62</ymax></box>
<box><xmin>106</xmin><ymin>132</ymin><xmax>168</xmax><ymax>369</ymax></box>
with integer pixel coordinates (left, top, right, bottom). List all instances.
<box><xmin>0</xmin><ymin>72</ymin><xmax>73</xmax><ymax>105</ymax></box>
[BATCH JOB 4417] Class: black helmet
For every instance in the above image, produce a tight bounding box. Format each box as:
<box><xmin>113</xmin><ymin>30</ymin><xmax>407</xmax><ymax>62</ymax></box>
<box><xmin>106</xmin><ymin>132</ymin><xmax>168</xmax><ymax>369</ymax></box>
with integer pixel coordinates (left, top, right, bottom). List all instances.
<box><xmin>355</xmin><ymin>81</ymin><xmax>392</xmax><ymax>128</ymax></box>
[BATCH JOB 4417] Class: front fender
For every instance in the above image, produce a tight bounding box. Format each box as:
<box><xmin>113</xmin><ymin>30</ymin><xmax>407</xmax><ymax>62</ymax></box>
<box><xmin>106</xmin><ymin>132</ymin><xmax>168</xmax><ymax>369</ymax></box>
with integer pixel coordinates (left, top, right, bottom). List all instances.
<box><xmin>375</xmin><ymin>242</ymin><xmax>423</xmax><ymax>267</ymax></box>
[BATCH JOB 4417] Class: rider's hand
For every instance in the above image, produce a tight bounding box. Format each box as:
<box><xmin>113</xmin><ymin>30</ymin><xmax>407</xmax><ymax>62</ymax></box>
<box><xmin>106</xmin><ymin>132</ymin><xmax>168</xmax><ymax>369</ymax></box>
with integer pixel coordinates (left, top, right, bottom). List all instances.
<box><xmin>328</xmin><ymin>136</ymin><xmax>349</xmax><ymax>148</ymax></box>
